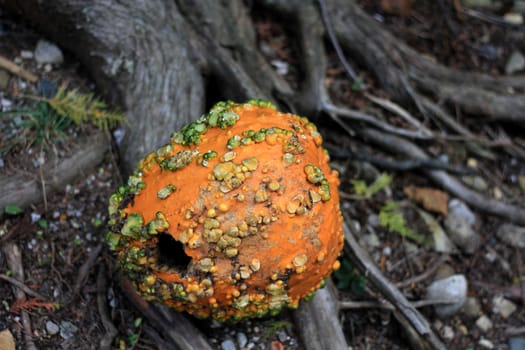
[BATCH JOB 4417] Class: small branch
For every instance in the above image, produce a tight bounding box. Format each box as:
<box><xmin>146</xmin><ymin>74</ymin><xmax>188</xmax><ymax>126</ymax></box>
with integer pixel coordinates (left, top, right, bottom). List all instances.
<box><xmin>0</xmin><ymin>274</ymin><xmax>46</xmax><ymax>300</ymax></box>
<box><xmin>343</xmin><ymin>221</ymin><xmax>446</xmax><ymax>350</ymax></box>
<box><xmin>361</xmin><ymin>127</ymin><xmax>525</xmax><ymax>225</ymax></box>
<box><xmin>364</xmin><ymin>93</ymin><xmax>433</xmax><ymax>138</ymax></box>
<box><xmin>327</xmin><ymin>146</ymin><xmax>475</xmax><ymax>175</ymax></box>
<box><xmin>396</xmin><ymin>255</ymin><xmax>450</xmax><ymax>289</ymax></box>
<box><xmin>339</xmin><ymin>298</ymin><xmax>459</xmax><ymax>310</ymax></box>
<box><xmin>73</xmin><ymin>243</ymin><xmax>103</xmax><ymax>296</ymax></box>
<box><xmin>0</xmin><ymin>55</ymin><xmax>38</xmax><ymax>83</ymax></box>
<box><xmin>323</xmin><ymin>102</ymin><xmax>434</xmax><ymax>140</ymax></box>
<box><xmin>317</xmin><ymin>0</ymin><xmax>360</xmax><ymax>84</ymax></box>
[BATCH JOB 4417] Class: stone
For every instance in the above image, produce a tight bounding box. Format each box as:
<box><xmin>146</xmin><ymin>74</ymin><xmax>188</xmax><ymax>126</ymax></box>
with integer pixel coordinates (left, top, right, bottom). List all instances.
<box><xmin>504</xmin><ymin>13</ymin><xmax>524</xmax><ymax>25</ymax></box>
<box><xmin>462</xmin><ymin>297</ymin><xmax>481</xmax><ymax>318</ymax></box>
<box><xmin>425</xmin><ymin>274</ymin><xmax>467</xmax><ymax>318</ymax></box>
<box><xmin>444</xmin><ymin>200</ymin><xmax>480</xmax><ymax>254</ymax></box>
<box><xmin>236</xmin><ymin>332</ymin><xmax>247</xmax><ymax>348</ymax></box>
<box><xmin>492</xmin><ymin>295</ymin><xmax>517</xmax><ymax>319</ymax></box>
<box><xmin>519</xmin><ymin>175</ymin><xmax>525</xmax><ymax>191</ymax></box>
<box><xmin>46</xmin><ymin>320</ymin><xmax>60</xmax><ymax>335</ymax></box>
<box><xmin>35</xmin><ymin>39</ymin><xmax>64</xmax><ymax>65</ymax></box>
<box><xmin>20</xmin><ymin>50</ymin><xmax>33</xmax><ymax>59</ymax></box>
<box><xmin>462</xmin><ymin>175</ymin><xmax>488</xmax><ymax>191</ymax></box>
<box><xmin>360</xmin><ymin>232</ymin><xmax>381</xmax><ymax>249</ymax></box>
<box><xmin>505</xmin><ymin>51</ymin><xmax>525</xmax><ymax>75</ymax></box>
<box><xmin>418</xmin><ymin>209</ymin><xmax>458</xmax><ymax>254</ymax></box>
<box><xmin>509</xmin><ymin>337</ymin><xmax>525</xmax><ymax>350</ymax></box>
<box><xmin>221</xmin><ymin>339</ymin><xmax>236</xmax><ymax>350</ymax></box>
<box><xmin>496</xmin><ymin>224</ymin><xmax>525</xmax><ymax>248</ymax></box>
<box><xmin>478</xmin><ymin>338</ymin><xmax>494</xmax><ymax>349</ymax></box>
<box><xmin>0</xmin><ymin>70</ymin><xmax>10</xmax><ymax>90</ymax></box>
<box><xmin>59</xmin><ymin>321</ymin><xmax>78</xmax><ymax>340</ymax></box>
<box><xmin>475</xmin><ymin>315</ymin><xmax>493</xmax><ymax>332</ymax></box>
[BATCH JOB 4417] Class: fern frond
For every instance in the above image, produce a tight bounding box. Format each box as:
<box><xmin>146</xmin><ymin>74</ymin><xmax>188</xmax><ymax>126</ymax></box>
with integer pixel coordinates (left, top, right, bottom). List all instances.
<box><xmin>46</xmin><ymin>86</ymin><xmax>125</xmax><ymax>130</ymax></box>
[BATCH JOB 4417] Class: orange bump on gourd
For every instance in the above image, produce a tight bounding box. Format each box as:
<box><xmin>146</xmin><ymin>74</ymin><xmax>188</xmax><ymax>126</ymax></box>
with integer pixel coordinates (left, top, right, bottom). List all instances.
<box><xmin>107</xmin><ymin>100</ymin><xmax>344</xmax><ymax>321</ymax></box>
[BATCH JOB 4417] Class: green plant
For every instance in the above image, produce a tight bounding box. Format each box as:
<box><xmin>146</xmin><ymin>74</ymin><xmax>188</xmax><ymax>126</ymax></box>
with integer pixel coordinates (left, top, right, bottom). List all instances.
<box><xmin>379</xmin><ymin>201</ymin><xmax>426</xmax><ymax>244</ymax></box>
<box><xmin>351</xmin><ymin>172</ymin><xmax>392</xmax><ymax>199</ymax></box>
<box><xmin>4</xmin><ymin>204</ymin><xmax>24</xmax><ymax>216</ymax></box>
<box><xmin>45</xmin><ymin>86</ymin><xmax>125</xmax><ymax>130</ymax></box>
<box><xmin>333</xmin><ymin>258</ymin><xmax>366</xmax><ymax>295</ymax></box>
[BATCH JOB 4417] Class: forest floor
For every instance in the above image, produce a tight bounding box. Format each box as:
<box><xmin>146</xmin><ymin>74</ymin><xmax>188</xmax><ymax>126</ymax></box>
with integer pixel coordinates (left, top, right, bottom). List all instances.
<box><xmin>1</xmin><ymin>1</ymin><xmax>525</xmax><ymax>350</ymax></box>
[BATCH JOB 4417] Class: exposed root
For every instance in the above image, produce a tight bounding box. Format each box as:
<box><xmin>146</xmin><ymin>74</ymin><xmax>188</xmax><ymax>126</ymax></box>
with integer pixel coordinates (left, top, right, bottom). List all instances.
<box><xmin>97</xmin><ymin>264</ymin><xmax>118</xmax><ymax>350</ymax></box>
<box><xmin>2</xmin><ymin>243</ymin><xmax>38</xmax><ymax>350</ymax></box>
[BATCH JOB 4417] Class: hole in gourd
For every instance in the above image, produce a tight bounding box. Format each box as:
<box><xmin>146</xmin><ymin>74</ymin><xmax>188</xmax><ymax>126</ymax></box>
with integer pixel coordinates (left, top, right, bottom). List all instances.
<box><xmin>157</xmin><ymin>233</ymin><xmax>191</xmax><ymax>270</ymax></box>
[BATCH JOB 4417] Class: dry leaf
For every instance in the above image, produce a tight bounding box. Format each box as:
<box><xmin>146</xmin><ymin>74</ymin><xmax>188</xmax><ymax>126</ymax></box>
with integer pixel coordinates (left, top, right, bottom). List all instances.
<box><xmin>403</xmin><ymin>186</ymin><xmax>449</xmax><ymax>216</ymax></box>
<box><xmin>0</xmin><ymin>329</ymin><xmax>16</xmax><ymax>350</ymax></box>
<box><xmin>380</xmin><ymin>0</ymin><xmax>414</xmax><ymax>17</ymax></box>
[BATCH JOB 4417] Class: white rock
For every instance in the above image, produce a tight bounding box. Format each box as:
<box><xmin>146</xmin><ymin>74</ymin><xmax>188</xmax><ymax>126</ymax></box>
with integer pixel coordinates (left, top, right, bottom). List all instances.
<box><xmin>478</xmin><ymin>338</ymin><xmax>494</xmax><ymax>349</ymax></box>
<box><xmin>35</xmin><ymin>40</ymin><xmax>64</xmax><ymax>65</ymax></box>
<box><xmin>475</xmin><ymin>315</ymin><xmax>493</xmax><ymax>332</ymax></box>
<box><xmin>418</xmin><ymin>209</ymin><xmax>458</xmax><ymax>254</ymax></box>
<box><xmin>20</xmin><ymin>50</ymin><xmax>33</xmax><ymax>59</ymax></box>
<box><xmin>46</xmin><ymin>320</ymin><xmax>59</xmax><ymax>335</ymax></box>
<box><xmin>426</xmin><ymin>274</ymin><xmax>467</xmax><ymax>318</ymax></box>
<box><xmin>444</xmin><ymin>200</ymin><xmax>480</xmax><ymax>254</ymax></box>
<box><xmin>496</xmin><ymin>224</ymin><xmax>525</xmax><ymax>248</ymax></box>
<box><xmin>492</xmin><ymin>295</ymin><xmax>517</xmax><ymax>319</ymax></box>
<box><xmin>220</xmin><ymin>339</ymin><xmax>235</xmax><ymax>350</ymax></box>
<box><xmin>441</xmin><ymin>325</ymin><xmax>454</xmax><ymax>340</ymax></box>
<box><xmin>505</xmin><ymin>50</ymin><xmax>525</xmax><ymax>75</ymax></box>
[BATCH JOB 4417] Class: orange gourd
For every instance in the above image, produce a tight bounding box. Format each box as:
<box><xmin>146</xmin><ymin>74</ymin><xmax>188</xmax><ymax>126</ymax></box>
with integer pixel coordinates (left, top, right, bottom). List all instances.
<box><xmin>107</xmin><ymin>100</ymin><xmax>343</xmax><ymax>321</ymax></box>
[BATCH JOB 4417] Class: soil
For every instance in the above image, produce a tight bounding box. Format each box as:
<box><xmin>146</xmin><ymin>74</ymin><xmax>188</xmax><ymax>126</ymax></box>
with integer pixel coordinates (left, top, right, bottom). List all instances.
<box><xmin>1</xmin><ymin>2</ymin><xmax>524</xmax><ymax>350</ymax></box>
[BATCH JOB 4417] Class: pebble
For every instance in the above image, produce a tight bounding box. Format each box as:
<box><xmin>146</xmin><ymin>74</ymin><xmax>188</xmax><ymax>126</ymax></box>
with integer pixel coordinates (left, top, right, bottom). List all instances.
<box><xmin>509</xmin><ymin>337</ymin><xmax>525</xmax><ymax>350</ymax></box>
<box><xmin>478</xmin><ymin>338</ymin><xmax>494</xmax><ymax>349</ymax></box>
<box><xmin>505</xmin><ymin>50</ymin><xmax>525</xmax><ymax>75</ymax></box>
<box><xmin>426</xmin><ymin>274</ymin><xmax>467</xmax><ymax>318</ymax></box>
<box><xmin>418</xmin><ymin>209</ymin><xmax>457</xmax><ymax>254</ymax></box>
<box><xmin>45</xmin><ymin>320</ymin><xmax>60</xmax><ymax>335</ymax></box>
<box><xmin>360</xmin><ymin>232</ymin><xmax>381</xmax><ymax>248</ymax></box>
<box><xmin>236</xmin><ymin>332</ymin><xmax>248</xmax><ymax>348</ymax></box>
<box><xmin>504</xmin><ymin>13</ymin><xmax>524</xmax><ymax>25</ymax></box>
<box><xmin>475</xmin><ymin>315</ymin><xmax>493</xmax><ymax>332</ymax></box>
<box><xmin>444</xmin><ymin>200</ymin><xmax>480</xmax><ymax>254</ymax></box>
<box><xmin>441</xmin><ymin>325</ymin><xmax>454</xmax><ymax>340</ymax></box>
<box><xmin>0</xmin><ymin>69</ymin><xmax>10</xmax><ymax>90</ymax></box>
<box><xmin>496</xmin><ymin>223</ymin><xmax>525</xmax><ymax>248</ymax></box>
<box><xmin>59</xmin><ymin>321</ymin><xmax>78</xmax><ymax>340</ymax></box>
<box><xmin>35</xmin><ymin>39</ymin><xmax>64</xmax><ymax>65</ymax></box>
<box><xmin>277</xmin><ymin>330</ymin><xmax>288</xmax><ymax>343</ymax></box>
<box><xmin>462</xmin><ymin>175</ymin><xmax>489</xmax><ymax>191</ymax></box>
<box><xmin>462</xmin><ymin>297</ymin><xmax>481</xmax><ymax>318</ymax></box>
<box><xmin>492</xmin><ymin>295</ymin><xmax>517</xmax><ymax>319</ymax></box>
<box><xmin>20</xmin><ymin>50</ymin><xmax>33</xmax><ymax>59</ymax></box>
<box><xmin>519</xmin><ymin>175</ymin><xmax>525</xmax><ymax>191</ymax></box>
<box><xmin>220</xmin><ymin>339</ymin><xmax>236</xmax><ymax>350</ymax></box>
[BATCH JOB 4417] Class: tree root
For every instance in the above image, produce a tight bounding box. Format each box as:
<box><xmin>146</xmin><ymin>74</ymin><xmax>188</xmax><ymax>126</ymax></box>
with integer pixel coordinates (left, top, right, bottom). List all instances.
<box><xmin>2</xmin><ymin>243</ymin><xmax>38</xmax><ymax>350</ymax></box>
<box><xmin>0</xmin><ymin>132</ymin><xmax>108</xmax><ymax>214</ymax></box>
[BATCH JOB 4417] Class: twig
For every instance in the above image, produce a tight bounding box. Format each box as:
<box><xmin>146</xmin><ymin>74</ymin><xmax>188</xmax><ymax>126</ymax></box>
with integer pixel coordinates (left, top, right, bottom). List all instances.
<box><xmin>506</xmin><ymin>326</ymin><xmax>525</xmax><ymax>336</ymax></box>
<box><xmin>364</xmin><ymin>93</ymin><xmax>433</xmax><ymax>138</ymax></box>
<box><xmin>317</xmin><ymin>0</ymin><xmax>360</xmax><ymax>85</ymax></box>
<box><xmin>360</xmin><ymin>127</ymin><xmax>525</xmax><ymax>225</ymax></box>
<box><xmin>73</xmin><ymin>243</ymin><xmax>103</xmax><ymax>296</ymax></box>
<box><xmin>97</xmin><ymin>264</ymin><xmax>118</xmax><ymax>350</ymax></box>
<box><xmin>323</xmin><ymin>102</ymin><xmax>434</xmax><ymax>140</ymax></box>
<box><xmin>2</xmin><ymin>243</ymin><xmax>38</xmax><ymax>350</ymax></box>
<box><xmin>396</xmin><ymin>255</ymin><xmax>450</xmax><ymax>289</ymax></box>
<box><xmin>343</xmin><ymin>221</ymin><xmax>447</xmax><ymax>350</ymax></box>
<box><xmin>0</xmin><ymin>274</ymin><xmax>46</xmax><ymax>300</ymax></box>
<box><xmin>327</xmin><ymin>146</ymin><xmax>475</xmax><ymax>175</ymax></box>
<box><xmin>0</xmin><ymin>55</ymin><xmax>38</xmax><ymax>83</ymax></box>
<box><xmin>339</xmin><ymin>298</ymin><xmax>458</xmax><ymax>310</ymax></box>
